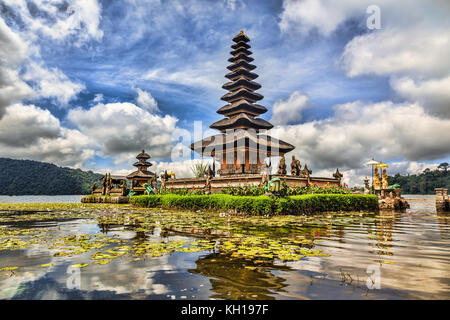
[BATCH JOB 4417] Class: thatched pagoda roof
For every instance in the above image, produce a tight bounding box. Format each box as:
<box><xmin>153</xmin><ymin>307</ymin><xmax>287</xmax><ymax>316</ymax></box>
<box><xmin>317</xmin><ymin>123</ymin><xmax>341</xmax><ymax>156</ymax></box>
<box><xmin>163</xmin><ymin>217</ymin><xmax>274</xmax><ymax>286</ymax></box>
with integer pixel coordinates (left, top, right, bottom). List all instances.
<box><xmin>126</xmin><ymin>170</ymin><xmax>155</xmax><ymax>179</ymax></box>
<box><xmin>190</xmin><ymin>130</ymin><xmax>295</xmax><ymax>157</ymax></box>
<box><xmin>136</xmin><ymin>149</ymin><xmax>150</xmax><ymax>160</ymax></box>
<box><xmin>225</xmin><ymin>68</ymin><xmax>259</xmax><ymax>81</ymax></box>
<box><xmin>210</xmin><ymin>113</ymin><xmax>273</xmax><ymax>131</ymax></box>
<box><xmin>222</xmin><ymin>78</ymin><xmax>261</xmax><ymax>91</ymax></box>
<box><xmin>230</xmin><ymin>47</ymin><xmax>252</xmax><ymax>56</ymax></box>
<box><xmin>232</xmin><ymin>31</ymin><xmax>250</xmax><ymax>43</ymax></box>
<box><xmin>228</xmin><ymin>53</ymin><xmax>254</xmax><ymax>63</ymax></box>
<box><xmin>221</xmin><ymin>88</ymin><xmax>263</xmax><ymax>103</ymax></box>
<box><xmin>133</xmin><ymin>160</ymin><xmax>152</xmax><ymax>167</ymax></box>
<box><xmin>227</xmin><ymin>60</ymin><xmax>257</xmax><ymax>71</ymax></box>
<box><xmin>217</xmin><ymin>100</ymin><xmax>267</xmax><ymax>117</ymax></box>
<box><xmin>231</xmin><ymin>41</ymin><xmax>250</xmax><ymax>49</ymax></box>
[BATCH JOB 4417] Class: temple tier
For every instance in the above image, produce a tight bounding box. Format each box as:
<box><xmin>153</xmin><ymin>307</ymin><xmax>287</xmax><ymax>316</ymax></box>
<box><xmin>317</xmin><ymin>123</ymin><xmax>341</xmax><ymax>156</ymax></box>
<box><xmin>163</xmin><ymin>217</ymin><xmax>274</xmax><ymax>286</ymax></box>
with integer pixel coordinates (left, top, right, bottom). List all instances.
<box><xmin>191</xmin><ymin>31</ymin><xmax>295</xmax><ymax>176</ymax></box>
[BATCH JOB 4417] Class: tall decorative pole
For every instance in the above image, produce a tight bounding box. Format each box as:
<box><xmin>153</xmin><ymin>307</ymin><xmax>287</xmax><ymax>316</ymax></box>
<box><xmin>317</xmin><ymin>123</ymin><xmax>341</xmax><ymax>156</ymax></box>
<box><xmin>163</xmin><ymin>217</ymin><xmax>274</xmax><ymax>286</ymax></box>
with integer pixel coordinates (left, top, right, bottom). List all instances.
<box><xmin>366</xmin><ymin>158</ymin><xmax>379</xmax><ymax>194</ymax></box>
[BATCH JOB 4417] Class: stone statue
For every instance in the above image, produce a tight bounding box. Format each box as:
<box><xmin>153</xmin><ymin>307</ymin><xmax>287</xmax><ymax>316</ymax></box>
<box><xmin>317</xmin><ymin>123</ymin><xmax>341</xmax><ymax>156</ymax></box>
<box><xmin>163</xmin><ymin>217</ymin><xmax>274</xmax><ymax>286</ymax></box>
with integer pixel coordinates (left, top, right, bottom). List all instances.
<box><xmin>261</xmin><ymin>162</ymin><xmax>269</xmax><ymax>185</ymax></box>
<box><xmin>291</xmin><ymin>156</ymin><xmax>300</xmax><ymax>176</ymax></box>
<box><xmin>149</xmin><ymin>176</ymin><xmax>157</xmax><ymax>189</ymax></box>
<box><xmin>160</xmin><ymin>172</ymin><xmax>166</xmax><ymax>189</ymax></box>
<box><xmin>333</xmin><ymin>168</ymin><xmax>343</xmax><ymax>183</ymax></box>
<box><xmin>106</xmin><ymin>173</ymin><xmax>112</xmax><ymax>195</ymax></box>
<box><xmin>205</xmin><ymin>165</ymin><xmax>214</xmax><ymax>194</ymax></box>
<box><xmin>363</xmin><ymin>176</ymin><xmax>370</xmax><ymax>194</ymax></box>
<box><xmin>277</xmin><ymin>156</ymin><xmax>287</xmax><ymax>175</ymax></box>
<box><xmin>300</xmin><ymin>164</ymin><xmax>312</xmax><ymax>178</ymax></box>
<box><xmin>382</xmin><ymin>169</ymin><xmax>389</xmax><ymax>189</ymax></box>
<box><xmin>373</xmin><ymin>168</ymin><xmax>382</xmax><ymax>190</ymax></box>
<box><xmin>206</xmin><ymin>165</ymin><xmax>214</xmax><ymax>179</ymax></box>
<box><xmin>120</xmin><ymin>180</ymin><xmax>128</xmax><ymax>196</ymax></box>
<box><xmin>101</xmin><ymin>175</ymin><xmax>107</xmax><ymax>195</ymax></box>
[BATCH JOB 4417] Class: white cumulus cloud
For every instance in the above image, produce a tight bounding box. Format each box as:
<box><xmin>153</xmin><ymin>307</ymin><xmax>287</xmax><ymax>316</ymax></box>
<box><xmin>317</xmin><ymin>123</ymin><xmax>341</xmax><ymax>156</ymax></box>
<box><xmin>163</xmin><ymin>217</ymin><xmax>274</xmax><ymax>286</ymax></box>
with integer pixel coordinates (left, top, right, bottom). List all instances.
<box><xmin>0</xmin><ymin>104</ymin><xmax>94</xmax><ymax>167</ymax></box>
<box><xmin>0</xmin><ymin>18</ymin><xmax>34</xmax><ymax>117</ymax></box>
<box><xmin>68</xmin><ymin>102</ymin><xmax>179</xmax><ymax>164</ymax></box>
<box><xmin>270</xmin><ymin>100</ymin><xmax>450</xmax><ymax>172</ymax></box>
<box><xmin>2</xmin><ymin>0</ymin><xmax>103</xmax><ymax>44</ymax></box>
<box><xmin>22</xmin><ymin>62</ymin><xmax>85</xmax><ymax>107</ymax></box>
<box><xmin>270</xmin><ymin>90</ymin><xmax>310</xmax><ymax>125</ymax></box>
<box><xmin>136</xmin><ymin>88</ymin><xmax>159</xmax><ymax>113</ymax></box>
<box><xmin>390</xmin><ymin>76</ymin><xmax>450</xmax><ymax>118</ymax></box>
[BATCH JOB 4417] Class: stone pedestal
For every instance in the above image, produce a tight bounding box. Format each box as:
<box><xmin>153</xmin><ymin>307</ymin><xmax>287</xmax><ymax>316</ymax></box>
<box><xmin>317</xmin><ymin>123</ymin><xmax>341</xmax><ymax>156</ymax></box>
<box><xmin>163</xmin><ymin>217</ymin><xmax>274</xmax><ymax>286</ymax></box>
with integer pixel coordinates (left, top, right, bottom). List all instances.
<box><xmin>377</xmin><ymin>188</ymin><xmax>409</xmax><ymax>211</ymax></box>
<box><xmin>435</xmin><ymin>188</ymin><xmax>450</xmax><ymax>212</ymax></box>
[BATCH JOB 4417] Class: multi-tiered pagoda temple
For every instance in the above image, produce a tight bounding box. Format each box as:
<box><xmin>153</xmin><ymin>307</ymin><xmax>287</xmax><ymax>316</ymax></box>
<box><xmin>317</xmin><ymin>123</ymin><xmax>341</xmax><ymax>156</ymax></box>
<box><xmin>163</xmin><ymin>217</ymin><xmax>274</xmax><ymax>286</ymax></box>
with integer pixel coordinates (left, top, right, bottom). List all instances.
<box><xmin>191</xmin><ymin>31</ymin><xmax>295</xmax><ymax>176</ymax></box>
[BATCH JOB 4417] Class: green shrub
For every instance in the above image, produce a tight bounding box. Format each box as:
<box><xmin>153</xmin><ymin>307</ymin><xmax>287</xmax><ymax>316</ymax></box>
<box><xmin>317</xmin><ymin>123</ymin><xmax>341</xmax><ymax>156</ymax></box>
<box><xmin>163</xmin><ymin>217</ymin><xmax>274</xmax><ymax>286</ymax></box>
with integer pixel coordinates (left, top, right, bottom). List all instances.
<box><xmin>130</xmin><ymin>194</ymin><xmax>378</xmax><ymax>215</ymax></box>
<box><xmin>130</xmin><ymin>195</ymin><xmax>161</xmax><ymax>207</ymax></box>
<box><xmin>157</xmin><ymin>185</ymin><xmax>352</xmax><ymax>197</ymax></box>
<box><xmin>283</xmin><ymin>194</ymin><xmax>378</xmax><ymax>214</ymax></box>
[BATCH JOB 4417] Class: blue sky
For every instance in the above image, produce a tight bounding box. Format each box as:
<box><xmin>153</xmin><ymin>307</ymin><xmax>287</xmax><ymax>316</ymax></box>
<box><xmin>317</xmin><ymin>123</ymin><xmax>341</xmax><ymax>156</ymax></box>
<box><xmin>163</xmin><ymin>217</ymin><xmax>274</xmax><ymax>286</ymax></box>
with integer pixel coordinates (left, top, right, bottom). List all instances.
<box><xmin>1</xmin><ymin>0</ymin><xmax>449</xmax><ymax>185</ymax></box>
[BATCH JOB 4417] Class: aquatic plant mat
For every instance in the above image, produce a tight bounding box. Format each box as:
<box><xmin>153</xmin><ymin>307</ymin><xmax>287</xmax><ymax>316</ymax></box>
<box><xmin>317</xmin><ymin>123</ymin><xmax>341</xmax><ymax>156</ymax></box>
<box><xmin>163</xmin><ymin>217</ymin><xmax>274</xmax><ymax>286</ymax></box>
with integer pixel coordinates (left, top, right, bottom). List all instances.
<box><xmin>130</xmin><ymin>194</ymin><xmax>379</xmax><ymax>215</ymax></box>
<box><xmin>1</xmin><ymin>201</ymin><xmax>449</xmax><ymax>299</ymax></box>
<box><xmin>0</xmin><ymin>203</ymin><xmax>379</xmax><ymax>275</ymax></box>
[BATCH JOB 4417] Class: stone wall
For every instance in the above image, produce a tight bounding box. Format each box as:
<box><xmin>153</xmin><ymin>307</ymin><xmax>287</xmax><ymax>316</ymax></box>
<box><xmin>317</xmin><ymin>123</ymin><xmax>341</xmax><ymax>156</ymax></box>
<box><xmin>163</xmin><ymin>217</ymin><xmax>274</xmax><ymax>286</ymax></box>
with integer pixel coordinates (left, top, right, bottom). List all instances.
<box><xmin>81</xmin><ymin>196</ymin><xmax>129</xmax><ymax>204</ymax></box>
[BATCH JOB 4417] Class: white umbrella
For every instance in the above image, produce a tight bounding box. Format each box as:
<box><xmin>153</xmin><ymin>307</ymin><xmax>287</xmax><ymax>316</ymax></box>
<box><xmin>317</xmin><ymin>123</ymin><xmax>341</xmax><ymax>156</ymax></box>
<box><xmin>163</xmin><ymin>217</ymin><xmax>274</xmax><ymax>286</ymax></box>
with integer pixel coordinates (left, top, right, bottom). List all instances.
<box><xmin>366</xmin><ymin>158</ymin><xmax>379</xmax><ymax>193</ymax></box>
<box><xmin>366</xmin><ymin>159</ymin><xmax>379</xmax><ymax>166</ymax></box>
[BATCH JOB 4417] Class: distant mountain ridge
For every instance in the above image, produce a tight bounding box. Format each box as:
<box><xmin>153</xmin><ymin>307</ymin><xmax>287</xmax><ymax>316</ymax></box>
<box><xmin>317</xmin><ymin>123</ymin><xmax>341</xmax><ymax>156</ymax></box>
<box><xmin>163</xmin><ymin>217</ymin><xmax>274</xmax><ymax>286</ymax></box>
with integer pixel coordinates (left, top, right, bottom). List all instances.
<box><xmin>0</xmin><ymin>158</ymin><xmax>102</xmax><ymax>195</ymax></box>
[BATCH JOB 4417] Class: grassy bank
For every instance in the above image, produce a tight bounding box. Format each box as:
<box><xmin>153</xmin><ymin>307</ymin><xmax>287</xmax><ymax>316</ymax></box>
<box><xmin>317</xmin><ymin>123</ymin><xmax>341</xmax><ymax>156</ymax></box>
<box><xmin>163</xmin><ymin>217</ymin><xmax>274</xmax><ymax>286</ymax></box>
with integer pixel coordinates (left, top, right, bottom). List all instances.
<box><xmin>130</xmin><ymin>194</ymin><xmax>378</xmax><ymax>215</ymax></box>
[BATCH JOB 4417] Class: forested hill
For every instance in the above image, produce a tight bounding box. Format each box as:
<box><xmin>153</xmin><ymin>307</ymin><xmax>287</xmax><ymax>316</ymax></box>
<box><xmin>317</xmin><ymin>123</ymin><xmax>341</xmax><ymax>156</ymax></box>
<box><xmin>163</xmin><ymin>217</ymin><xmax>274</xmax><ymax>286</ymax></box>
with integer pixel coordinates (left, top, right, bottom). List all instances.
<box><xmin>0</xmin><ymin>158</ymin><xmax>103</xmax><ymax>195</ymax></box>
<box><xmin>389</xmin><ymin>165</ymin><xmax>450</xmax><ymax>194</ymax></box>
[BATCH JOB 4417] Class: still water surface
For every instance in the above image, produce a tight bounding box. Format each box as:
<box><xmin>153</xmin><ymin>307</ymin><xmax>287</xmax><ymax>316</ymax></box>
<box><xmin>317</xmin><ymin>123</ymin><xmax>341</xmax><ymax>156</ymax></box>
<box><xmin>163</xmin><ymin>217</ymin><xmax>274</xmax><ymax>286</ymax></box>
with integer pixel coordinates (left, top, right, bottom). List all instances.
<box><xmin>0</xmin><ymin>195</ymin><xmax>448</xmax><ymax>300</ymax></box>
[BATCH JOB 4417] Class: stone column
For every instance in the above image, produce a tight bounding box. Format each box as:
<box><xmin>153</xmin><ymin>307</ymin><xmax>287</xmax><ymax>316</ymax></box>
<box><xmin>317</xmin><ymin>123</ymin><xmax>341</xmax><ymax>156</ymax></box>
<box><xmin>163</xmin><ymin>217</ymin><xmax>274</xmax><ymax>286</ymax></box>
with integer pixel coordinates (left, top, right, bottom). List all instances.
<box><xmin>435</xmin><ymin>188</ymin><xmax>448</xmax><ymax>212</ymax></box>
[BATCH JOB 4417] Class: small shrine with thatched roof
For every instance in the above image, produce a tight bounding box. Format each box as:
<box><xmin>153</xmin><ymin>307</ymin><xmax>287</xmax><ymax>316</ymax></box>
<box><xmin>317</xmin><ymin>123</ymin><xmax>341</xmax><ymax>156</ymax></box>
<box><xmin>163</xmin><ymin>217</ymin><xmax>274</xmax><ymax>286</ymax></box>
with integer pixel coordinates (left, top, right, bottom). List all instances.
<box><xmin>126</xmin><ymin>150</ymin><xmax>156</xmax><ymax>194</ymax></box>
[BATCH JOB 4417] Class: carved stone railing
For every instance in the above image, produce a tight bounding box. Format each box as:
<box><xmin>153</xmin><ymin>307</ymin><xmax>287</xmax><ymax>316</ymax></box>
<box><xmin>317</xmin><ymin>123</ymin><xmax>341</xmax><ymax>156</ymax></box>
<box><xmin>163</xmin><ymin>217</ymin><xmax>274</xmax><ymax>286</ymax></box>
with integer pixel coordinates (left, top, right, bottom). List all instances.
<box><xmin>162</xmin><ymin>174</ymin><xmax>340</xmax><ymax>192</ymax></box>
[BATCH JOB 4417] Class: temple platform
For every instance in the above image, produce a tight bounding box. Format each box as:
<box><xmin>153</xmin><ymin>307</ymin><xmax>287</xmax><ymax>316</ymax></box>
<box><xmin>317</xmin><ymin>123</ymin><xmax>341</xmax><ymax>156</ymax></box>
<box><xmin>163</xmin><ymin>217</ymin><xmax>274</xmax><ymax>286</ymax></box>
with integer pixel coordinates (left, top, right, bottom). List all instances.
<box><xmin>163</xmin><ymin>174</ymin><xmax>340</xmax><ymax>193</ymax></box>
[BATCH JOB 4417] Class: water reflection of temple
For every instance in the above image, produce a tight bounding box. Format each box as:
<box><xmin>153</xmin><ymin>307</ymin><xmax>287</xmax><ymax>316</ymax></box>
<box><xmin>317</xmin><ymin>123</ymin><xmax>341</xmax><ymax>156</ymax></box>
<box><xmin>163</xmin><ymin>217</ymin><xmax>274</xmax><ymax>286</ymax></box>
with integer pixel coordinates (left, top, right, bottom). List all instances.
<box><xmin>437</xmin><ymin>212</ymin><xmax>450</xmax><ymax>240</ymax></box>
<box><xmin>97</xmin><ymin>219</ymin><xmax>155</xmax><ymax>242</ymax></box>
<box><xmin>333</xmin><ymin>224</ymin><xmax>346</xmax><ymax>244</ymax></box>
<box><xmin>189</xmin><ymin>253</ymin><xmax>289</xmax><ymax>300</ymax></box>
<box><xmin>369</xmin><ymin>212</ymin><xmax>396</xmax><ymax>258</ymax></box>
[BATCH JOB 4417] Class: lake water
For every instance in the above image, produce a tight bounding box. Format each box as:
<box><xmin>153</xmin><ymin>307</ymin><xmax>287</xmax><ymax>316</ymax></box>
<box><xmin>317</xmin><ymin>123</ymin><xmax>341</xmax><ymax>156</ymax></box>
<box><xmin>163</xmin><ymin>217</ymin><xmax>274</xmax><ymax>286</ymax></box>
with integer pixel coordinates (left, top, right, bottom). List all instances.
<box><xmin>0</xmin><ymin>194</ymin><xmax>448</xmax><ymax>300</ymax></box>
